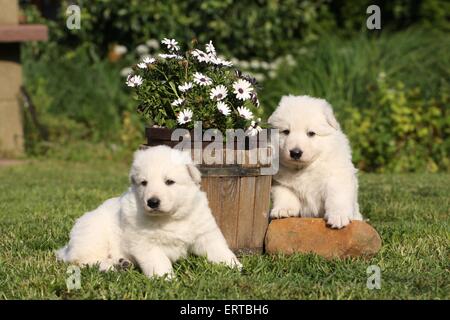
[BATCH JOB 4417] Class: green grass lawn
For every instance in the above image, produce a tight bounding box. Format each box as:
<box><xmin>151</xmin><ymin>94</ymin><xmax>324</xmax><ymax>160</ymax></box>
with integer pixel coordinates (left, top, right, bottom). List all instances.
<box><xmin>0</xmin><ymin>160</ymin><xmax>448</xmax><ymax>299</ymax></box>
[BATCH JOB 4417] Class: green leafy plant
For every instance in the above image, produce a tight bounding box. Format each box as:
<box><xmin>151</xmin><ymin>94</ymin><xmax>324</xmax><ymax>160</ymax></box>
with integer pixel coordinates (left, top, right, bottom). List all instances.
<box><xmin>260</xmin><ymin>30</ymin><xmax>449</xmax><ymax>172</ymax></box>
<box><xmin>127</xmin><ymin>38</ymin><xmax>261</xmax><ymax>134</ymax></box>
<box><xmin>22</xmin><ymin>0</ymin><xmax>449</xmax><ymax>62</ymax></box>
<box><xmin>344</xmin><ymin>75</ymin><xmax>449</xmax><ymax>173</ymax></box>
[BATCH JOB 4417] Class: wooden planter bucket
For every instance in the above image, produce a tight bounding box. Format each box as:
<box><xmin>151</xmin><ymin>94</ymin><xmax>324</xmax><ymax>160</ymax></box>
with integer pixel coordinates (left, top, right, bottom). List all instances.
<box><xmin>144</xmin><ymin>127</ymin><xmax>273</xmax><ymax>254</ymax></box>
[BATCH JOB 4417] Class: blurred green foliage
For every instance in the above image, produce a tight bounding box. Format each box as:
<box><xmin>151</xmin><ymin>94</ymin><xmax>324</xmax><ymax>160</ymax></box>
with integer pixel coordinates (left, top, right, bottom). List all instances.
<box><xmin>262</xmin><ymin>30</ymin><xmax>450</xmax><ymax>172</ymax></box>
<box><xmin>22</xmin><ymin>45</ymin><xmax>143</xmax><ymax>160</ymax></box>
<box><xmin>30</xmin><ymin>0</ymin><xmax>335</xmax><ymax>60</ymax></box>
<box><xmin>19</xmin><ymin>1</ymin><xmax>449</xmax><ymax>171</ymax></box>
<box><xmin>345</xmin><ymin>77</ymin><xmax>449</xmax><ymax>172</ymax></box>
<box><xmin>23</xmin><ymin>0</ymin><xmax>449</xmax><ymax>60</ymax></box>
<box><xmin>330</xmin><ymin>0</ymin><xmax>450</xmax><ymax>32</ymax></box>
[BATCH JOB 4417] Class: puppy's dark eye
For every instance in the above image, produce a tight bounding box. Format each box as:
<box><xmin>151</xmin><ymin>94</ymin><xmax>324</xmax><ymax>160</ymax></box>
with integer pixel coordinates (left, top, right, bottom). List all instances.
<box><xmin>307</xmin><ymin>131</ymin><xmax>316</xmax><ymax>137</ymax></box>
<box><xmin>141</xmin><ymin>180</ymin><xmax>148</xmax><ymax>186</ymax></box>
<box><xmin>281</xmin><ymin>129</ymin><xmax>290</xmax><ymax>135</ymax></box>
<box><xmin>165</xmin><ymin>179</ymin><xmax>175</xmax><ymax>186</ymax></box>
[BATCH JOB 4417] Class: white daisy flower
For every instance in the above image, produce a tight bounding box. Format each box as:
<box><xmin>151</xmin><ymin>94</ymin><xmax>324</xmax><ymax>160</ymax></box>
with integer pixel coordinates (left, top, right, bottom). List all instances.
<box><xmin>245</xmin><ymin>126</ymin><xmax>262</xmax><ymax>136</ymax></box>
<box><xmin>237</xmin><ymin>106</ymin><xmax>253</xmax><ymax>120</ymax></box>
<box><xmin>216</xmin><ymin>101</ymin><xmax>231</xmax><ymax>116</ymax></box>
<box><xmin>210</xmin><ymin>55</ymin><xmax>232</xmax><ymax>66</ymax></box>
<box><xmin>209</xmin><ymin>85</ymin><xmax>228</xmax><ymax>101</ymax></box>
<box><xmin>193</xmin><ymin>72</ymin><xmax>212</xmax><ymax>86</ymax></box>
<box><xmin>179</xmin><ymin>82</ymin><xmax>193</xmax><ymax>92</ymax></box>
<box><xmin>113</xmin><ymin>44</ymin><xmax>127</xmax><ymax>55</ymax></box>
<box><xmin>210</xmin><ymin>56</ymin><xmax>233</xmax><ymax>67</ymax></box>
<box><xmin>171</xmin><ymin>98</ymin><xmax>184</xmax><ymax>106</ymax></box>
<box><xmin>177</xmin><ymin>109</ymin><xmax>193</xmax><ymax>125</ymax></box>
<box><xmin>136</xmin><ymin>44</ymin><xmax>149</xmax><ymax>55</ymax></box>
<box><xmin>245</xmin><ymin>120</ymin><xmax>262</xmax><ymax>136</ymax></box>
<box><xmin>137</xmin><ymin>62</ymin><xmax>147</xmax><ymax>69</ymax></box>
<box><xmin>208</xmin><ymin>55</ymin><xmax>218</xmax><ymax>65</ymax></box>
<box><xmin>216</xmin><ymin>57</ymin><xmax>233</xmax><ymax>67</ymax></box>
<box><xmin>233</xmin><ymin>79</ymin><xmax>252</xmax><ymax>100</ymax></box>
<box><xmin>142</xmin><ymin>56</ymin><xmax>156</xmax><ymax>64</ymax></box>
<box><xmin>205</xmin><ymin>41</ymin><xmax>216</xmax><ymax>55</ymax></box>
<box><xmin>161</xmin><ymin>38</ymin><xmax>180</xmax><ymax>51</ymax></box>
<box><xmin>126</xmin><ymin>75</ymin><xmax>143</xmax><ymax>87</ymax></box>
<box><xmin>120</xmin><ymin>67</ymin><xmax>133</xmax><ymax>77</ymax></box>
<box><xmin>158</xmin><ymin>53</ymin><xmax>182</xmax><ymax>59</ymax></box>
<box><xmin>192</xmin><ymin>49</ymin><xmax>210</xmax><ymax>63</ymax></box>
<box><xmin>146</xmin><ymin>39</ymin><xmax>160</xmax><ymax>50</ymax></box>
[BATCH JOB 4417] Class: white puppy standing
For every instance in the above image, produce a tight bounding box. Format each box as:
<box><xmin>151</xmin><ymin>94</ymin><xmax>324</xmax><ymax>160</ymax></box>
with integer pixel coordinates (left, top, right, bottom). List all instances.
<box><xmin>57</xmin><ymin>145</ymin><xmax>240</xmax><ymax>278</ymax></box>
<box><xmin>268</xmin><ymin>95</ymin><xmax>362</xmax><ymax>228</ymax></box>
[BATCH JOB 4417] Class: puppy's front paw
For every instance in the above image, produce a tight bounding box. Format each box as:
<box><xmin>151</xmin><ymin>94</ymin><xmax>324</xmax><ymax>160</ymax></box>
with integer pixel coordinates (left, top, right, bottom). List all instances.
<box><xmin>117</xmin><ymin>258</ymin><xmax>133</xmax><ymax>270</ymax></box>
<box><xmin>144</xmin><ymin>269</ymin><xmax>175</xmax><ymax>280</ymax></box>
<box><xmin>98</xmin><ymin>261</ymin><xmax>115</xmax><ymax>272</ymax></box>
<box><xmin>326</xmin><ymin>215</ymin><xmax>350</xmax><ymax>229</ymax></box>
<box><xmin>270</xmin><ymin>207</ymin><xmax>298</xmax><ymax>219</ymax></box>
<box><xmin>229</xmin><ymin>258</ymin><xmax>242</xmax><ymax>271</ymax></box>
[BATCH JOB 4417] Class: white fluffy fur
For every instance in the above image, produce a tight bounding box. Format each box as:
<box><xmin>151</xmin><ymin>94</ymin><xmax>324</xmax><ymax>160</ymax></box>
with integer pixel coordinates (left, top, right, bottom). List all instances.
<box><xmin>56</xmin><ymin>145</ymin><xmax>240</xmax><ymax>278</ymax></box>
<box><xmin>268</xmin><ymin>95</ymin><xmax>362</xmax><ymax>228</ymax></box>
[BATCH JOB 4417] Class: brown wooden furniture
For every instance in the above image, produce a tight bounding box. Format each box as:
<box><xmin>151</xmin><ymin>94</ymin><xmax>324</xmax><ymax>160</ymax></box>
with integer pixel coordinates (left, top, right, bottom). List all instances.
<box><xmin>0</xmin><ymin>24</ymin><xmax>48</xmax><ymax>42</ymax></box>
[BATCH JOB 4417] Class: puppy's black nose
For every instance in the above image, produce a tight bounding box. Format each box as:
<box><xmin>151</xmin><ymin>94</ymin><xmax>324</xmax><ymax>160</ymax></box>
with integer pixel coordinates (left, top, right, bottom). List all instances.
<box><xmin>147</xmin><ymin>197</ymin><xmax>160</xmax><ymax>209</ymax></box>
<box><xmin>290</xmin><ymin>148</ymin><xmax>303</xmax><ymax>160</ymax></box>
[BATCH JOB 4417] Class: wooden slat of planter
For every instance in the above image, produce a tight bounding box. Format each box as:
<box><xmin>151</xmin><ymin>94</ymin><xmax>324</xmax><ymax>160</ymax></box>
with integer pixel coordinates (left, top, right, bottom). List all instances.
<box><xmin>235</xmin><ymin>176</ymin><xmax>256</xmax><ymax>250</ymax></box>
<box><xmin>199</xmin><ymin>166</ymin><xmax>261</xmax><ymax>177</ymax></box>
<box><xmin>0</xmin><ymin>25</ymin><xmax>48</xmax><ymax>42</ymax></box>
<box><xmin>217</xmin><ymin>177</ymin><xmax>240</xmax><ymax>250</ymax></box>
<box><xmin>200</xmin><ymin>177</ymin><xmax>222</xmax><ymax>226</ymax></box>
<box><xmin>146</xmin><ymin>127</ymin><xmax>271</xmax><ymax>150</ymax></box>
<box><xmin>251</xmin><ymin>175</ymin><xmax>272</xmax><ymax>248</ymax></box>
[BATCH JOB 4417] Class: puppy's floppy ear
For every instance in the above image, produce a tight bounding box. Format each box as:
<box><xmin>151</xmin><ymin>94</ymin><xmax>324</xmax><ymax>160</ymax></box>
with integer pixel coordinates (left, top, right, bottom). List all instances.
<box><xmin>323</xmin><ymin>103</ymin><xmax>341</xmax><ymax>131</ymax></box>
<box><xmin>129</xmin><ymin>149</ymin><xmax>145</xmax><ymax>185</ymax></box>
<box><xmin>186</xmin><ymin>164</ymin><xmax>201</xmax><ymax>185</ymax></box>
<box><xmin>132</xmin><ymin>148</ymin><xmax>146</xmax><ymax>160</ymax></box>
<box><xmin>129</xmin><ymin>168</ymin><xmax>137</xmax><ymax>185</ymax></box>
<box><xmin>268</xmin><ymin>95</ymin><xmax>290</xmax><ymax>126</ymax></box>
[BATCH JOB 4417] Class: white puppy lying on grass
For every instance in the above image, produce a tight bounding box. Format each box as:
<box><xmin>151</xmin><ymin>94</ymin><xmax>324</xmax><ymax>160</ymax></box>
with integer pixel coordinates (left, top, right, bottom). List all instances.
<box><xmin>57</xmin><ymin>145</ymin><xmax>241</xmax><ymax>278</ymax></box>
<box><xmin>268</xmin><ymin>95</ymin><xmax>363</xmax><ymax>228</ymax></box>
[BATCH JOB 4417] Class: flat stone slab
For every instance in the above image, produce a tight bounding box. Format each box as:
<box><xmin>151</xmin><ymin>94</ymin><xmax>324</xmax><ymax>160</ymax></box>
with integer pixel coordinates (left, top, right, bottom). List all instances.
<box><xmin>265</xmin><ymin>217</ymin><xmax>381</xmax><ymax>259</ymax></box>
